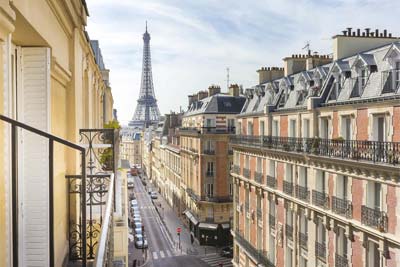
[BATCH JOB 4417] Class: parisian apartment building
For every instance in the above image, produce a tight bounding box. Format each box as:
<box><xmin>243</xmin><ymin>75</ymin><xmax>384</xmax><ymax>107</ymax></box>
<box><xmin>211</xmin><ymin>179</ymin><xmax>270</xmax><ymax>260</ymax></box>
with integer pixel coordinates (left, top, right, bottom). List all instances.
<box><xmin>231</xmin><ymin>28</ymin><xmax>400</xmax><ymax>267</ymax></box>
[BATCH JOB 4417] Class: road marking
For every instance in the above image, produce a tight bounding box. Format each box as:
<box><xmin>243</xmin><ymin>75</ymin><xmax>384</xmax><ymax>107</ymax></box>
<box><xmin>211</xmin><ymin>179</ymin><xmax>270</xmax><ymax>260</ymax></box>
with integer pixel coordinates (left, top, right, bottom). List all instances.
<box><xmin>152</xmin><ymin>251</ymin><xmax>158</xmax><ymax>260</ymax></box>
<box><xmin>159</xmin><ymin>250</ymin><xmax>165</xmax><ymax>258</ymax></box>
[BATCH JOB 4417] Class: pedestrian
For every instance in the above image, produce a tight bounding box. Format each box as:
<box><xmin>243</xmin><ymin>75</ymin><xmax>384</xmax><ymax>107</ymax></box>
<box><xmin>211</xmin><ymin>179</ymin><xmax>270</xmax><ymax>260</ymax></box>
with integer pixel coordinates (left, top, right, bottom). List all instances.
<box><xmin>219</xmin><ymin>262</ymin><xmax>223</xmax><ymax>267</ymax></box>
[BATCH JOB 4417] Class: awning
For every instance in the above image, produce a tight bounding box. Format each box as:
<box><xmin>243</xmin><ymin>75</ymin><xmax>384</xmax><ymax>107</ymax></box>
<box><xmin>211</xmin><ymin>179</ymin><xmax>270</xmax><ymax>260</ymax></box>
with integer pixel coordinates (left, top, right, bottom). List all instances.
<box><xmin>221</xmin><ymin>223</ymin><xmax>230</xmax><ymax>229</ymax></box>
<box><xmin>198</xmin><ymin>222</ymin><xmax>218</xmax><ymax>230</ymax></box>
<box><xmin>184</xmin><ymin>210</ymin><xmax>199</xmax><ymax>225</ymax></box>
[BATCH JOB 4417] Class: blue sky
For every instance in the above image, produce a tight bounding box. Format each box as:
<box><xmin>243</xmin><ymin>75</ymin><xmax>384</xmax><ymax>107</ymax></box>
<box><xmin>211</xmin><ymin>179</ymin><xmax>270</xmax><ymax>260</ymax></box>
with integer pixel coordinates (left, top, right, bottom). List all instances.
<box><xmin>87</xmin><ymin>0</ymin><xmax>400</xmax><ymax>125</ymax></box>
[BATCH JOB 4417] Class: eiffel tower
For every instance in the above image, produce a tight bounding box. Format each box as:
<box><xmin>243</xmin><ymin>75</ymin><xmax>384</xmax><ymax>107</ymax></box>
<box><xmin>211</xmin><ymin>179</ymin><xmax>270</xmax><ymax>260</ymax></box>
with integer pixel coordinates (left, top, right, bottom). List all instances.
<box><xmin>129</xmin><ymin>22</ymin><xmax>161</xmax><ymax>128</ymax></box>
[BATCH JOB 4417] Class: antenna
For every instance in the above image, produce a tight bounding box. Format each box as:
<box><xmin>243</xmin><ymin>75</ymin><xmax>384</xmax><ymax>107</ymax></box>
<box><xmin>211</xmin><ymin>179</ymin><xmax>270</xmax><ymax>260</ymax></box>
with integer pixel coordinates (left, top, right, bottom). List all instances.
<box><xmin>226</xmin><ymin>67</ymin><xmax>230</xmax><ymax>90</ymax></box>
<box><xmin>302</xmin><ymin>41</ymin><xmax>311</xmax><ymax>55</ymax></box>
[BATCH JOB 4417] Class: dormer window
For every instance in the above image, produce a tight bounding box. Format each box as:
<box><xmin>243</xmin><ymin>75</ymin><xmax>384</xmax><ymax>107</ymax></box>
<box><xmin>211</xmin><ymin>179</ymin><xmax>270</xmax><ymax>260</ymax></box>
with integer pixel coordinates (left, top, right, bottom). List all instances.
<box><xmin>382</xmin><ymin>61</ymin><xmax>400</xmax><ymax>94</ymax></box>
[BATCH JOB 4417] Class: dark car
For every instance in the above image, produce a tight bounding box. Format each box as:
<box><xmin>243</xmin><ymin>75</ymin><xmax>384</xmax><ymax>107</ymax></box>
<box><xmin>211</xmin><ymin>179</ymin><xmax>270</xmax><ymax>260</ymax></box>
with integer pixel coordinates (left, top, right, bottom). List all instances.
<box><xmin>220</xmin><ymin>246</ymin><xmax>233</xmax><ymax>258</ymax></box>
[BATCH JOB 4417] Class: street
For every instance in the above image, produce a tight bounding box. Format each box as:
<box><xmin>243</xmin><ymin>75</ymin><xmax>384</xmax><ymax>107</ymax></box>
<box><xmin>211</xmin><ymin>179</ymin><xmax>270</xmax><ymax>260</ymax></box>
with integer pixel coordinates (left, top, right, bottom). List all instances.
<box><xmin>128</xmin><ymin>174</ymin><xmax>233</xmax><ymax>267</ymax></box>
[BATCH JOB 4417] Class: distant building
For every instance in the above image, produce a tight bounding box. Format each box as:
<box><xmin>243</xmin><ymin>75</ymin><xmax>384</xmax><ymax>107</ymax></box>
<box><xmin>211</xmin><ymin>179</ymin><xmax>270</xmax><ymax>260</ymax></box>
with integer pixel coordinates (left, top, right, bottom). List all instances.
<box><xmin>120</xmin><ymin>127</ymin><xmax>142</xmax><ymax>166</ymax></box>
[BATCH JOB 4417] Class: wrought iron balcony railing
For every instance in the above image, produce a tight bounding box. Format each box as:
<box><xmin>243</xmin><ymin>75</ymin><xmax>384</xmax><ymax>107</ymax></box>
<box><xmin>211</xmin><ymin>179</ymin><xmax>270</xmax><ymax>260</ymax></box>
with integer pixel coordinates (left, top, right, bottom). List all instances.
<box><xmin>180</xmin><ymin>126</ymin><xmax>236</xmax><ymax>135</ymax></box>
<box><xmin>203</xmin><ymin>149</ymin><xmax>215</xmax><ymax>155</ymax></box>
<box><xmin>283</xmin><ymin>180</ymin><xmax>294</xmax><ymax>196</ymax></box>
<box><xmin>266</xmin><ymin>175</ymin><xmax>276</xmax><ymax>188</ymax></box>
<box><xmin>335</xmin><ymin>253</ymin><xmax>349</xmax><ymax>267</ymax></box>
<box><xmin>234</xmin><ymin>231</ymin><xmax>275</xmax><ymax>267</ymax></box>
<box><xmin>285</xmin><ymin>224</ymin><xmax>293</xmax><ymax>240</ymax></box>
<box><xmin>93</xmin><ymin>174</ymin><xmax>115</xmax><ymax>267</ymax></box>
<box><xmin>232</xmin><ymin>165</ymin><xmax>240</xmax><ymax>174</ymax></box>
<box><xmin>361</xmin><ymin>205</ymin><xmax>388</xmax><ymax>232</ymax></box>
<box><xmin>243</xmin><ymin>168</ymin><xmax>251</xmax><ymax>179</ymax></box>
<box><xmin>295</xmin><ymin>185</ymin><xmax>310</xmax><ymax>202</ymax></box>
<box><xmin>315</xmin><ymin>241</ymin><xmax>327</xmax><ymax>260</ymax></box>
<box><xmin>255</xmin><ymin>171</ymin><xmax>263</xmax><ymax>183</ymax></box>
<box><xmin>269</xmin><ymin>214</ymin><xmax>275</xmax><ymax>229</ymax></box>
<box><xmin>187</xmin><ymin>188</ymin><xmax>232</xmax><ymax>203</ymax></box>
<box><xmin>230</xmin><ymin>135</ymin><xmax>400</xmax><ymax>165</ymax></box>
<box><xmin>332</xmin><ymin>196</ymin><xmax>353</xmax><ymax>218</ymax></box>
<box><xmin>312</xmin><ymin>190</ymin><xmax>330</xmax><ymax>209</ymax></box>
<box><xmin>299</xmin><ymin>232</ymin><xmax>308</xmax><ymax>249</ymax></box>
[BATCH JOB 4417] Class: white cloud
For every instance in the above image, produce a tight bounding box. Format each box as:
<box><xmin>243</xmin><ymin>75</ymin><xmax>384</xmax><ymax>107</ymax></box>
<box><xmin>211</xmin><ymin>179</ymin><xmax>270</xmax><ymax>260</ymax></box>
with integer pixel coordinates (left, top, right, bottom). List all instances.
<box><xmin>86</xmin><ymin>0</ymin><xmax>400</xmax><ymax>125</ymax></box>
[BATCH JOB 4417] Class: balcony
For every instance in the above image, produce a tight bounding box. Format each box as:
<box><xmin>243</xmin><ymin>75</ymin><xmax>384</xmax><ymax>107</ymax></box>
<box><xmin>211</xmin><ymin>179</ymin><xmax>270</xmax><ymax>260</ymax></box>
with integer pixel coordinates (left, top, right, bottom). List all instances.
<box><xmin>315</xmin><ymin>241</ymin><xmax>327</xmax><ymax>260</ymax></box>
<box><xmin>243</xmin><ymin>168</ymin><xmax>251</xmax><ymax>179</ymax></box>
<box><xmin>269</xmin><ymin>214</ymin><xmax>275</xmax><ymax>229</ymax></box>
<box><xmin>283</xmin><ymin>181</ymin><xmax>294</xmax><ymax>196</ymax></box>
<box><xmin>234</xmin><ymin>231</ymin><xmax>275</xmax><ymax>267</ymax></box>
<box><xmin>203</xmin><ymin>149</ymin><xmax>215</xmax><ymax>155</ymax></box>
<box><xmin>312</xmin><ymin>190</ymin><xmax>330</xmax><ymax>209</ymax></box>
<box><xmin>232</xmin><ymin>165</ymin><xmax>240</xmax><ymax>174</ymax></box>
<box><xmin>361</xmin><ymin>205</ymin><xmax>388</xmax><ymax>232</ymax></box>
<box><xmin>332</xmin><ymin>196</ymin><xmax>353</xmax><ymax>218</ymax></box>
<box><xmin>335</xmin><ymin>253</ymin><xmax>349</xmax><ymax>267</ymax></box>
<box><xmin>285</xmin><ymin>224</ymin><xmax>293</xmax><ymax>240</ymax></box>
<box><xmin>299</xmin><ymin>232</ymin><xmax>308</xmax><ymax>249</ymax></box>
<box><xmin>180</xmin><ymin>126</ymin><xmax>236</xmax><ymax>136</ymax></box>
<box><xmin>255</xmin><ymin>171</ymin><xmax>263</xmax><ymax>183</ymax></box>
<box><xmin>266</xmin><ymin>175</ymin><xmax>276</xmax><ymax>188</ymax></box>
<box><xmin>295</xmin><ymin>185</ymin><xmax>310</xmax><ymax>202</ymax></box>
<box><xmin>230</xmin><ymin>135</ymin><xmax>400</xmax><ymax>165</ymax></box>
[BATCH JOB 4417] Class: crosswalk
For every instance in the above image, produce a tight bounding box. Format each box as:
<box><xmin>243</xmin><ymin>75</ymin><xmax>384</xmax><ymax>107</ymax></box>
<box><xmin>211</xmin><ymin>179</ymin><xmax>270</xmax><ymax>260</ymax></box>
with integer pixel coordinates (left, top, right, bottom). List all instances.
<box><xmin>199</xmin><ymin>253</ymin><xmax>233</xmax><ymax>267</ymax></box>
<box><xmin>151</xmin><ymin>249</ymin><xmax>175</xmax><ymax>260</ymax></box>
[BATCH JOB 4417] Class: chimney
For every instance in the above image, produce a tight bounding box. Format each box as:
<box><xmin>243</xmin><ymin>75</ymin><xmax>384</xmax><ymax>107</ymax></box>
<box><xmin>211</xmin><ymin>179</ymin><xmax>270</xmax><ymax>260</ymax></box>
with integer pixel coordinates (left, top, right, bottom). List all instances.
<box><xmin>229</xmin><ymin>84</ymin><xmax>240</xmax><ymax>97</ymax></box>
<box><xmin>306</xmin><ymin>54</ymin><xmax>332</xmax><ymax>71</ymax></box>
<box><xmin>197</xmin><ymin>90</ymin><xmax>208</xmax><ymax>100</ymax></box>
<box><xmin>333</xmin><ymin>27</ymin><xmax>396</xmax><ymax>60</ymax></box>
<box><xmin>188</xmin><ymin>94</ymin><xmax>198</xmax><ymax>107</ymax></box>
<box><xmin>208</xmin><ymin>85</ymin><xmax>221</xmax><ymax>96</ymax></box>
<box><xmin>257</xmin><ymin>66</ymin><xmax>284</xmax><ymax>84</ymax></box>
<box><xmin>284</xmin><ymin>53</ymin><xmax>329</xmax><ymax>75</ymax></box>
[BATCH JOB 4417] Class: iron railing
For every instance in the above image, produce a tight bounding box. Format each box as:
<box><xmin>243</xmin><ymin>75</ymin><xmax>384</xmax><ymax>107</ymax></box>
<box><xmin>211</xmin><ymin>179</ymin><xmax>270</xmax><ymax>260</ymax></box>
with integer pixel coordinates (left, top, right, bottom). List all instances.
<box><xmin>295</xmin><ymin>185</ymin><xmax>310</xmax><ymax>202</ymax></box>
<box><xmin>286</xmin><ymin>224</ymin><xmax>293</xmax><ymax>240</ymax></box>
<box><xmin>332</xmin><ymin>196</ymin><xmax>353</xmax><ymax>218</ymax></box>
<box><xmin>0</xmin><ymin>114</ymin><xmax>87</xmax><ymax>267</ymax></box>
<box><xmin>93</xmin><ymin>174</ymin><xmax>115</xmax><ymax>267</ymax></box>
<box><xmin>255</xmin><ymin>171</ymin><xmax>263</xmax><ymax>183</ymax></box>
<box><xmin>180</xmin><ymin>126</ymin><xmax>236</xmax><ymax>135</ymax></box>
<box><xmin>203</xmin><ymin>149</ymin><xmax>215</xmax><ymax>155</ymax></box>
<box><xmin>299</xmin><ymin>232</ymin><xmax>308</xmax><ymax>249</ymax></box>
<box><xmin>187</xmin><ymin>188</ymin><xmax>232</xmax><ymax>203</ymax></box>
<box><xmin>266</xmin><ymin>175</ymin><xmax>276</xmax><ymax>188</ymax></box>
<box><xmin>234</xmin><ymin>231</ymin><xmax>275</xmax><ymax>267</ymax></box>
<box><xmin>312</xmin><ymin>190</ymin><xmax>330</xmax><ymax>209</ymax></box>
<box><xmin>315</xmin><ymin>241</ymin><xmax>326</xmax><ymax>260</ymax></box>
<box><xmin>361</xmin><ymin>206</ymin><xmax>388</xmax><ymax>232</ymax></box>
<box><xmin>335</xmin><ymin>253</ymin><xmax>349</xmax><ymax>267</ymax></box>
<box><xmin>283</xmin><ymin>181</ymin><xmax>294</xmax><ymax>196</ymax></box>
<box><xmin>243</xmin><ymin>168</ymin><xmax>251</xmax><ymax>179</ymax></box>
<box><xmin>230</xmin><ymin>135</ymin><xmax>400</xmax><ymax>165</ymax></box>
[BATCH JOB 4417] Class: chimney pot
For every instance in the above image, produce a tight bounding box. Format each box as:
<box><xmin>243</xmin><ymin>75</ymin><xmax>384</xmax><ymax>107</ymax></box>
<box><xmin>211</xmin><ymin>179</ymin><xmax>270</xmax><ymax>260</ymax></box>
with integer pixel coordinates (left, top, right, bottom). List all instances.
<box><xmin>384</xmin><ymin>29</ymin><xmax>387</xmax><ymax>37</ymax></box>
<box><xmin>362</xmin><ymin>32</ymin><xmax>365</xmax><ymax>37</ymax></box>
<box><xmin>342</xmin><ymin>30</ymin><xmax>347</xmax><ymax>36</ymax></box>
<box><xmin>365</xmin><ymin>28</ymin><xmax>370</xmax><ymax>36</ymax></box>
<box><xmin>357</xmin><ymin>28</ymin><xmax>360</xmax><ymax>36</ymax></box>
<box><xmin>352</xmin><ymin>31</ymin><xmax>356</xmax><ymax>36</ymax></box>
<box><xmin>375</xmin><ymin>29</ymin><xmax>379</xmax><ymax>36</ymax></box>
<box><xmin>389</xmin><ymin>33</ymin><xmax>392</xmax><ymax>37</ymax></box>
<box><xmin>347</xmin><ymin>27</ymin><xmax>352</xmax><ymax>35</ymax></box>
<box><xmin>370</xmin><ymin>32</ymin><xmax>374</xmax><ymax>37</ymax></box>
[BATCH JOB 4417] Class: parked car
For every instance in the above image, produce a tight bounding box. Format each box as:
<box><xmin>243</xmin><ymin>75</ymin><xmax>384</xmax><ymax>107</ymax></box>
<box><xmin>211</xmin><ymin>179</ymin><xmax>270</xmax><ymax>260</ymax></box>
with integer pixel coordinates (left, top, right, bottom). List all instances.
<box><xmin>150</xmin><ymin>192</ymin><xmax>158</xmax><ymax>199</ymax></box>
<box><xmin>134</xmin><ymin>227</ymin><xmax>143</xmax><ymax>236</ymax></box>
<box><xmin>134</xmin><ymin>222</ymin><xmax>142</xmax><ymax>229</ymax></box>
<box><xmin>133</xmin><ymin>213</ymin><xmax>141</xmax><ymax>219</ymax></box>
<box><xmin>220</xmin><ymin>246</ymin><xmax>233</xmax><ymax>258</ymax></box>
<box><xmin>134</xmin><ymin>234</ymin><xmax>148</xmax><ymax>249</ymax></box>
<box><xmin>129</xmin><ymin>192</ymin><xmax>135</xmax><ymax>200</ymax></box>
<box><xmin>133</xmin><ymin>218</ymin><xmax>141</xmax><ymax>224</ymax></box>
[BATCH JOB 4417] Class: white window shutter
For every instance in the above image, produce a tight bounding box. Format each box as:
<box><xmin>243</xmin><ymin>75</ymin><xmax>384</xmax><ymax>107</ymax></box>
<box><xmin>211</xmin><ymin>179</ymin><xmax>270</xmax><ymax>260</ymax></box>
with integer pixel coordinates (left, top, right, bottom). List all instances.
<box><xmin>19</xmin><ymin>47</ymin><xmax>51</xmax><ymax>267</ymax></box>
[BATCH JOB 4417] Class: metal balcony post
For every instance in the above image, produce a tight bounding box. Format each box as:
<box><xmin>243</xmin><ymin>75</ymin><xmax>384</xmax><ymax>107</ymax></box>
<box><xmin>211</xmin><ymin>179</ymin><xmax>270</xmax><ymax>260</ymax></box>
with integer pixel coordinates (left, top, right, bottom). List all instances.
<box><xmin>49</xmin><ymin>139</ymin><xmax>54</xmax><ymax>266</ymax></box>
<box><xmin>81</xmin><ymin>151</ymin><xmax>87</xmax><ymax>267</ymax></box>
<box><xmin>11</xmin><ymin>125</ymin><xmax>18</xmax><ymax>267</ymax></box>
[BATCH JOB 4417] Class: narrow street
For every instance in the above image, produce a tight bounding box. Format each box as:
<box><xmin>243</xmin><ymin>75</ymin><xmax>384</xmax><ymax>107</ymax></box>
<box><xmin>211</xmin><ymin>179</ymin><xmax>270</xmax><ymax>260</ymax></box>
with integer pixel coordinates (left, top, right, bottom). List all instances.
<box><xmin>128</xmin><ymin>174</ymin><xmax>233</xmax><ymax>267</ymax></box>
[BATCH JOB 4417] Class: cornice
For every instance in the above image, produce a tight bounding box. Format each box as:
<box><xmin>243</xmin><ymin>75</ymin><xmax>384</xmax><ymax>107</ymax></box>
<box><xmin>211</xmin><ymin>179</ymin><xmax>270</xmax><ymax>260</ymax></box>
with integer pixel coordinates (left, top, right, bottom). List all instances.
<box><xmin>51</xmin><ymin>56</ymin><xmax>72</xmax><ymax>87</ymax></box>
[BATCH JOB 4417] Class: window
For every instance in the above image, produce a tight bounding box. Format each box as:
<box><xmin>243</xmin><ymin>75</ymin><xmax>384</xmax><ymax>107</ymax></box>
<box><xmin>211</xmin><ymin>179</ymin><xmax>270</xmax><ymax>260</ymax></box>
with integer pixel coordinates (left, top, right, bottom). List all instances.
<box><xmin>299</xmin><ymin>167</ymin><xmax>308</xmax><ymax>187</ymax></box>
<box><xmin>341</xmin><ymin>116</ymin><xmax>352</xmax><ymax>140</ymax></box>
<box><xmin>373</xmin><ymin>115</ymin><xmax>386</xmax><ymax>142</ymax></box>
<box><xmin>289</xmin><ymin>119</ymin><xmax>297</xmax><ymax>138</ymax></box>
<box><xmin>206</xmin><ymin>162</ymin><xmax>214</xmax><ymax>176</ymax></box>
<box><xmin>272</xmin><ymin>120</ymin><xmax>279</xmax><ymax>136</ymax></box>
<box><xmin>269</xmin><ymin>160</ymin><xmax>276</xmax><ymax>177</ymax></box>
<box><xmin>395</xmin><ymin>62</ymin><xmax>400</xmax><ymax>90</ymax></box>
<box><xmin>303</xmin><ymin>119</ymin><xmax>310</xmax><ymax>138</ymax></box>
<box><xmin>247</xmin><ymin>122</ymin><xmax>253</xmax><ymax>135</ymax></box>
<box><xmin>206</xmin><ymin>184</ymin><xmax>214</xmax><ymax>197</ymax></box>
<box><xmin>316</xmin><ymin>170</ymin><xmax>326</xmax><ymax>193</ymax></box>
<box><xmin>245</xmin><ymin>155</ymin><xmax>250</xmax><ymax>169</ymax></box>
<box><xmin>237</xmin><ymin>122</ymin><xmax>242</xmax><ymax>135</ymax></box>
<box><xmin>206</xmin><ymin>118</ymin><xmax>213</xmax><ymax>127</ymax></box>
<box><xmin>336</xmin><ymin>227</ymin><xmax>348</xmax><ymax>258</ymax></box>
<box><xmin>367</xmin><ymin>181</ymin><xmax>381</xmax><ymax>210</ymax></box>
<box><xmin>285</xmin><ymin>163</ymin><xmax>293</xmax><ymax>182</ymax></box>
<box><xmin>336</xmin><ymin>175</ymin><xmax>348</xmax><ymax>200</ymax></box>
<box><xmin>256</xmin><ymin>157</ymin><xmax>262</xmax><ymax>173</ymax></box>
<box><xmin>320</xmin><ymin>117</ymin><xmax>329</xmax><ymax>139</ymax></box>
<box><xmin>205</xmin><ymin>140</ymin><xmax>214</xmax><ymax>152</ymax></box>
<box><xmin>285</xmin><ymin>246</ymin><xmax>293</xmax><ymax>267</ymax></box>
<box><xmin>260</xmin><ymin>121</ymin><xmax>265</xmax><ymax>136</ymax></box>
<box><xmin>316</xmin><ymin>217</ymin><xmax>326</xmax><ymax>245</ymax></box>
<box><xmin>286</xmin><ymin>208</ymin><xmax>293</xmax><ymax>228</ymax></box>
<box><xmin>367</xmin><ymin>241</ymin><xmax>380</xmax><ymax>267</ymax></box>
<box><xmin>228</xmin><ymin>118</ymin><xmax>235</xmax><ymax>130</ymax></box>
<box><xmin>207</xmin><ymin>206</ymin><xmax>213</xmax><ymax>218</ymax></box>
<box><xmin>269</xmin><ymin>235</ymin><xmax>276</xmax><ymax>264</ymax></box>
<box><xmin>299</xmin><ymin>257</ymin><xmax>308</xmax><ymax>267</ymax></box>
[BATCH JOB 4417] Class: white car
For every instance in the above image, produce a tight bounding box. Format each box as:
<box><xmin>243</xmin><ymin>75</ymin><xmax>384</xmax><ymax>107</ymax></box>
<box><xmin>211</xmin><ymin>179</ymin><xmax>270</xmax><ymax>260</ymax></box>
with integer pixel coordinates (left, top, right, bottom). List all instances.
<box><xmin>134</xmin><ymin>234</ymin><xmax>148</xmax><ymax>249</ymax></box>
<box><xmin>150</xmin><ymin>192</ymin><xmax>158</xmax><ymax>199</ymax></box>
